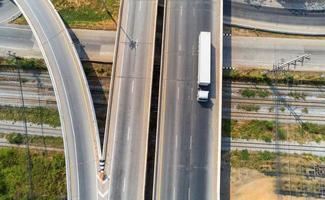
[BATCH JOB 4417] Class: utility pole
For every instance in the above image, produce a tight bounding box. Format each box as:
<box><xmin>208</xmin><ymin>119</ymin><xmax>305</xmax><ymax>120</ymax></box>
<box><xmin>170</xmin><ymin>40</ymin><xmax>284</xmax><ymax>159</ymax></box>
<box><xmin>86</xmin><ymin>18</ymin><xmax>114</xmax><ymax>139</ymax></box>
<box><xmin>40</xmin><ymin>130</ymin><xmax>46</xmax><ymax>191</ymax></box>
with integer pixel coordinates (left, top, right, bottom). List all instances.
<box><xmin>267</xmin><ymin>54</ymin><xmax>311</xmax><ymax>199</ymax></box>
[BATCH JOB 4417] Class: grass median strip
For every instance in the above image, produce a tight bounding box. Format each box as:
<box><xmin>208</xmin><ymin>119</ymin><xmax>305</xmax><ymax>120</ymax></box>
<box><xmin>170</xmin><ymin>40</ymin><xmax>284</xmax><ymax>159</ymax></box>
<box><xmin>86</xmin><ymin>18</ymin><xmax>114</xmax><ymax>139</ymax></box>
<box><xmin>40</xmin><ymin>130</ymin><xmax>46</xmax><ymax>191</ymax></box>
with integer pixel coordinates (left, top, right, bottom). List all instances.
<box><xmin>0</xmin><ymin>106</ymin><xmax>60</xmax><ymax>128</ymax></box>
<box><xmin>5</xmin><ymin>133</ymin><xmax>63</xmax><ymax>149</ymax></box>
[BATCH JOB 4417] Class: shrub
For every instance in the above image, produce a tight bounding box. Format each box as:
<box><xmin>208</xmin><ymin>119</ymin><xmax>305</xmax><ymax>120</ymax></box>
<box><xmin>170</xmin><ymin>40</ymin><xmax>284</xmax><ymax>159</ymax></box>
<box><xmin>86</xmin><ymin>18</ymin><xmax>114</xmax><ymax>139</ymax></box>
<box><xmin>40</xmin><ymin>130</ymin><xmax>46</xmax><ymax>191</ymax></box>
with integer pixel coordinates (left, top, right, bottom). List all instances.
<box><xmin>257</xmin><ymin>89</ymin><xmax>270</xmax><ymax>98</ymax></box>
<box><xmin>302</xmin><ymin>107</ymin><xmax>308</xmax><ymax>114</ymax></box>
<box><xmin>288</xmin><ymin>91</ymin><xmax>307</xmax><ymax>100</ymax></box>
<box><xmin>261</xmin><ymin>135</ymin><xmax>272</xmax><ymax>143</ymax></box>
<box><xmin>240</xmin><ymin>149</ymin><xmax>250</xmax><ymax>160</ymax></box>
<box><xmin>240</xmin><ymin>88</ymin><xmax>256</xmax><ymax>98</ymax></box>
<box><xmin>237</xmin><ymin>104</ymin><xmax>260</xmax><ymax>112</ymax></box>
<box><xmin>259</xmin><ymin>151</ymin><xmax>275</xmax><ymax>161</ymax></box>
<box><xmin>302</xmin><ymin>122</ymin><xmax>325</xmax><ymax>135</ymax></box>
<box><xmin>277</xmin><ymin>129</ymin><xmax>287</xmax><ymax>140</ymax></box>
<box><xmin>6</xmin><ymin>133</ymin><xmax>24</xmax><ymax>144</ymax></box>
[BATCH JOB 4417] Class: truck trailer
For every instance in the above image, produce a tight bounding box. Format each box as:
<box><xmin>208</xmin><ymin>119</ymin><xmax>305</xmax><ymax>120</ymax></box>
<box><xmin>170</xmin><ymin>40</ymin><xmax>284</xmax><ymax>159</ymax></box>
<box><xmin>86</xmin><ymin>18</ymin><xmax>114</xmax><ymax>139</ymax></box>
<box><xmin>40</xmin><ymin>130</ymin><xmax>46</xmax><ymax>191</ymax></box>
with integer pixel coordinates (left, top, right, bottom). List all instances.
<box><xmin>197</xmin><ymin>31</ymin><xmax>211</xmax><ymax>102</ymax></box>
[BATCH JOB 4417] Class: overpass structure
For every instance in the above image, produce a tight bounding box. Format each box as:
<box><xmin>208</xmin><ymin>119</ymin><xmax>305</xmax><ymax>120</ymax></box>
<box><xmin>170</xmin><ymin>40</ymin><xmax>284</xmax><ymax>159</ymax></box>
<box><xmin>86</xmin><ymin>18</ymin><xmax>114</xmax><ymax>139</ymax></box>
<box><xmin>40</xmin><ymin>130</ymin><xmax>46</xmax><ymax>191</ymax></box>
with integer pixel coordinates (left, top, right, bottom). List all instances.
<box><xmin>0</xmin><ymin>0</ymin><xmax>21</xmax><ymax>23</ymax></box>
<box><xmin>102</xmin><ymin>0</ymin><xmax>158</xmax><ymax>198</ymax></box>
<box><xmin>13</xmin><ymin>0</ymin><xmax>101</xmax><ymax>199</ymax></box>
<box><xmin>154</xmin><ymin>0</ymin><xmax>223</xmax><ymax>199</ymax></box>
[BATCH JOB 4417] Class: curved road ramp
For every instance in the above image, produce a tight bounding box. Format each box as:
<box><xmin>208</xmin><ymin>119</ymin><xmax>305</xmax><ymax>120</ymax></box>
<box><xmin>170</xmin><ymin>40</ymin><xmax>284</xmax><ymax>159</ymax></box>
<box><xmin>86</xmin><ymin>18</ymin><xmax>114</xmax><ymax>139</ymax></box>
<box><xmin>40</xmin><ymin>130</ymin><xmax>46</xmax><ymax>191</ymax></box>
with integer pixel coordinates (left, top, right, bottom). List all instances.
<box><xmin>0</xmin><ymin>0</ymin><xmax>21</xmax><ymax>23</ymax></box>
<box><xmin>13</xmin><ymin>0</ymin><xmax>102</xmax><ymax>199</ymax></box>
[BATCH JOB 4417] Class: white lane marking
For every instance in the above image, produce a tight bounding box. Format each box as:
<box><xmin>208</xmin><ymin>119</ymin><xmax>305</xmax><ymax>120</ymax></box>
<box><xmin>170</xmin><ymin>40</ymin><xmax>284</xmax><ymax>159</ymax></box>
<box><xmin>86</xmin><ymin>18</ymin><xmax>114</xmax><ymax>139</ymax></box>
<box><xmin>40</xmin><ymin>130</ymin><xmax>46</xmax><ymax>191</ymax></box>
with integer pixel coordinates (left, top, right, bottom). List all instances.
<box><xmin>188</xmin><ymin>187</ymin><xmax>191</xmax><ymax>200</ymax></box>
<box><xmin>127</xmin><ymin>127</ymin><xmax>131</xmax><ymax>141</ymax></box>
<box><xmin>131</xmin><ymin>80</ymin><xmax>135</xmax><ymax>93</ymax></box>
<box><xmin>189</xmin><ymin>135</ymin><xmax>192</xmax><ymax>150</ymax></box>
<box><xmin>175</xmin><ymin>134</ymin><xmax>178</xmax><ymax>149</ymax></box>
<box><xmin>180</xmin><ymin>6</ymin><xmax>183</xmax><ymax>17</ymax></box>
<box><xmin>123</xmin><ymin>178</ymin><xmax>126</xmax><ymax>192</ymax></box>
<box><xmin>139</xmin><ymin>1</ymin><xmax>142</xmax><ymax>11</ymax></box>
<box><xmin>173</xmin><ymin>186</ymin><xmax>176</xmax><ymax>200</ymax></box>
<box><xmin>98</xmin><ymin>190</ymin><xmax>109</xmax><ymax>198</ymax></box>
<box><xmin>177</xmin><ymin>86</ymin><xmax>180</xmax><ymax>100</ymax></box>
<box><xmin>178</xmin><ymin>43</ymin><xmax>183</xmax><ymax>51</ymax></box>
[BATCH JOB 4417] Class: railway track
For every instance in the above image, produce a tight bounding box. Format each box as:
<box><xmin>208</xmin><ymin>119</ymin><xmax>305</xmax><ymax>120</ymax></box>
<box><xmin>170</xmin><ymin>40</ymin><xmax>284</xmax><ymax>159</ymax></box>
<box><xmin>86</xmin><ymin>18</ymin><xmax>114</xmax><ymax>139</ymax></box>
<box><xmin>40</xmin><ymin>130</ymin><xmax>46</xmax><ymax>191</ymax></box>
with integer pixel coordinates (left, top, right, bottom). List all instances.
<box><xmin>0</xmin><ymin>121</ymin><xmax>61</xmax><ymax>137</ymax></box>
<box><xmin>224</xmin><ymin>111</ymin><xmax>325</xmax><ymax>123</ymax></box>
<box><xmin>222</xmin><ymin>138</ymin><xmax>325</xmax><ymax>156</ymax></box>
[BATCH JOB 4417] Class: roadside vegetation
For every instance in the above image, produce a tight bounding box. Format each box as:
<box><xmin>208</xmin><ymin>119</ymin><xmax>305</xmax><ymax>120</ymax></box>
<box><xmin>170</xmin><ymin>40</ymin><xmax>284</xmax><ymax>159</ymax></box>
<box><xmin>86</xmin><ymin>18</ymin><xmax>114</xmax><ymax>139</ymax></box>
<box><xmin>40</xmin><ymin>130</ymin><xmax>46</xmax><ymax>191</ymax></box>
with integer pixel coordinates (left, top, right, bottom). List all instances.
<box><xmin>0</xmin><ymin>148</ymin><xmax>66</xmax><ymax>199</ymax></box>
<box><xmin>240</xmin><ymin>88</ymin><xmax>270</xmax><ymax>98</ymax></box>
<box><xmin>5</xmin><ymin>133</ymin><xmax>63</xmax><ymax>149</ymax></box>
<box><xmin>224</xmin><ymin>150</ymin><xmax>325</xmax><ymax>174</ymax></box>
<box><xmin>236</xmin><ymin>104</ymin><xmax>260</xmax><ymax>112</ymax></box>
<box><xmin>13</xmin><ymin>0</ymin><xmax>119</xmax><ymax>30</ymax></box>
<box><xmin>288</xmin><ymin>91</ymin><xmax>307</xmax><ymax>100</ymax></box>
<box><xmin>0</xmin><ymin>106</ymin><xmax>60</xmax><ymax>128</ymax></box>
<box><xmin>223</xmin><ymin>68</ymin><xmax>325</xmax><ymax>86</ymax></box>
<box><xmin>222</xmin><ymin>119</ymin><xmax>325</xmax><ymax>143</ymax></box>
<box><xmin>0</xmin><ymin>57</ymin><xmax>47</xmax><ymax>71</ymax></box>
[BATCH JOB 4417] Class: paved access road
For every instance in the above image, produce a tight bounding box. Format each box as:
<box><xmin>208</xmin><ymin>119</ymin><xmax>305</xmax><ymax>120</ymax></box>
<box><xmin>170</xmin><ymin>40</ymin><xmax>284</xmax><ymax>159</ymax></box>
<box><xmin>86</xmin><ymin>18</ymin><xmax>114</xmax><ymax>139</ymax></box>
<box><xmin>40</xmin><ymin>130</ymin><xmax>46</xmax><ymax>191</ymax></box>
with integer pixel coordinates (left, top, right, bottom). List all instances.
<box><xmin>224</xmin><ymin>36</ymin><xmax>325</xmax><ymax>71</ymax></box>
<box><xmin>0</xmin><ymin>24</ymin><xmax>114</xmax><ymax>62</ymax></box>
<box><xmin>154</xmin><ymin>0</ymin><xmax>223</xmax><ymax>199</ymax></box>
<box><xmin>104</xmin><ymin>0</ymin><xmax>158</xmax><ymax>199</ymax></box>
<box><xmin>224</xmin><ymin>0</ymin><xmax>325</xmax><ymax>35</ymax></box>
<box><xmin>13</xmin><ymin>0</ymin><xmax>101</xmax><ymax>199</ymax></box>
<box><xmin>0</xmin><ymin>0</ymin><xmax>21</xmax><ymax>23</ymax></box>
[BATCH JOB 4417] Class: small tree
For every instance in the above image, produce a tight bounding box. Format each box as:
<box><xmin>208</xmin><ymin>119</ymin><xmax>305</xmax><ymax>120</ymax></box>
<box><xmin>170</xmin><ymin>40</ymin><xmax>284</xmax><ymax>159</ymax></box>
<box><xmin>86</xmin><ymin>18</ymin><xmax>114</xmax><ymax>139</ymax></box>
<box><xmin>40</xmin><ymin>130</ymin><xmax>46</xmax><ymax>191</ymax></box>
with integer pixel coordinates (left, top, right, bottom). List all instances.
<box><xmin>6</xmin><ymin>133</ymin><xmax>24</xmax><ymax>144</ymax></box>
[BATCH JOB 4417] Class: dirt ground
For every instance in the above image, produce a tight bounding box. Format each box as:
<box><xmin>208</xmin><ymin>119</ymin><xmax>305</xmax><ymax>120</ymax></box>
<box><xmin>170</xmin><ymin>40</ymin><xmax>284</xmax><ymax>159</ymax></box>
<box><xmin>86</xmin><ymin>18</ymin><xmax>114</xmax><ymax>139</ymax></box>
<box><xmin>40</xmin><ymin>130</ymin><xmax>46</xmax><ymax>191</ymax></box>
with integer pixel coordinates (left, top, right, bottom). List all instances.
<box><xmin>230</xmin><ymin>168</ymin><xmax>323</xmax><ymax>200</ymax></box>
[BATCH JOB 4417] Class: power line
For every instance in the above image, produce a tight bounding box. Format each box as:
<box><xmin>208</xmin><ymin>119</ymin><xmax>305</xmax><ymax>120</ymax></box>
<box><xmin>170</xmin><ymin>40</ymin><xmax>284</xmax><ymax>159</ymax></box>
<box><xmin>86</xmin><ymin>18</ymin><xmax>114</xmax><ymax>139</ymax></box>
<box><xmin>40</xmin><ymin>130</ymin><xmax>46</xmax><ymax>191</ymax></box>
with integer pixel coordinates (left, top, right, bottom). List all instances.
<box><xmin>7</xmin><ymin>51</ymin><xmax>34</xmax><ymax>200</ymax></box>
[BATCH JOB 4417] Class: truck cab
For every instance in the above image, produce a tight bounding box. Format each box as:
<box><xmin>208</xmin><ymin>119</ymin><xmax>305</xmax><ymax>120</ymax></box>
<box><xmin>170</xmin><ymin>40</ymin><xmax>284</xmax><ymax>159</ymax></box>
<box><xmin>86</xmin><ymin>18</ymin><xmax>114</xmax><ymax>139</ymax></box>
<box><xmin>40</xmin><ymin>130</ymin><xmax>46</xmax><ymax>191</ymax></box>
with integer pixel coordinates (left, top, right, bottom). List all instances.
<box><xmin>197</xmin><ymin>89</ymin><xmax>209</xmax><ymax>102</ymax></box>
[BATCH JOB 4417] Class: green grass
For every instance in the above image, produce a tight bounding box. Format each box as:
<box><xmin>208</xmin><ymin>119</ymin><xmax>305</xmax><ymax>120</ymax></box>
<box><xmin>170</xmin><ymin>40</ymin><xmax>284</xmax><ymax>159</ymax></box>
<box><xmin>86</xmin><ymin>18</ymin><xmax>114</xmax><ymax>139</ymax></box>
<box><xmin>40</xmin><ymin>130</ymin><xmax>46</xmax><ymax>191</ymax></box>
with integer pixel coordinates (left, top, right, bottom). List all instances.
<box><xmin>12</xmin><ymin>0</ymin><xmax>120</xmax><ymax>30</ymax></box>
<box><xmin>237</xmin><ymin>104</ymin><xmax>260</xmax><ymax>112</ymax></box>
<box><xmin>0</xmin><ymin>148</ymin><xmax>66</xmax><ymax>199</ymax></box>
<box><xmin>0</xmin><ymin>106</ymin><xmax>60</xmax><ymax>128</ymax></box>
<box><xmin>6</xmin><ymin>133</ymin><xmax>64</xmax><ymax>149</ymax></box>
<box><xmin>302</xmin><ymin>122</ymin><xmax>325</xmax><ymax>135</ymax></box>
<box><xmin>240</xmin><ymin>88</ymin><xmax>270</xmax><ymax>98</ymax></box>
<box><xmin>59</xmin><ymin>6</ymin><xmax>110</xmax><ymax>25</ymax></box>
<box><xmin>222</xmin><ymin>119</ymin><xmax>289</xmax><ymax>142</ymax></box>
<box><xmin>0</xmin><ymin>57</ymin><xmax>47</xmax><ymax>71</ymax></box>
<box><xmin>288</xmin><ymin>91</ymin><xmax>307</xmax><ymax>100</ymax></box>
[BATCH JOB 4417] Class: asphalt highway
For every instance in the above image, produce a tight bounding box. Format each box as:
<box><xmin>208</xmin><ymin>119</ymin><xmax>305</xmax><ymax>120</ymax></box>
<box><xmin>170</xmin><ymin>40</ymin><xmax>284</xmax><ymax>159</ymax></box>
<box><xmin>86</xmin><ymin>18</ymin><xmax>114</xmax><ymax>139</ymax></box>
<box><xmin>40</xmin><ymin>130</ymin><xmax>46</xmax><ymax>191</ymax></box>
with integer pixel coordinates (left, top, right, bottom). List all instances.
<box><xmin>0</xmin><ymin>0</ymin><xmax>21</xmax><ymax>23</ymax></box>
<box><xmin>224</xmin><ymin>36</ymin><xmax>325</xmax><ymax>71</ymax></box>
<box><xmin>13</xmin><ymin>0</ymin><xmax>101</xmax><ymax>199</ymax></box>
<box><xmin>104</xmin><ymin>0</ymin><xmax>158</xmax><ymax>199</ymax></box>
<box><xmin>154</xmin><ymin>0</ymin><xmax>223</xmax><ymax>199</ymax></box>
<box><xmin>224</xmin><ymin>0</ymin><xmax>325</xmax><ymax>35</ymax></box>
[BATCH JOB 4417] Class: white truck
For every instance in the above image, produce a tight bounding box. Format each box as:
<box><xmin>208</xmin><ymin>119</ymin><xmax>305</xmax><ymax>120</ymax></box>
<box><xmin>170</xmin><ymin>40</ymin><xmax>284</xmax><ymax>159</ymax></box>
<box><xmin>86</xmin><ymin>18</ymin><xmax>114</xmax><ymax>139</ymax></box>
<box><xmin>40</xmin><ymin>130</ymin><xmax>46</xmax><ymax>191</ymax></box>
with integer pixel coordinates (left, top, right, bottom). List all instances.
<box><xmin>197</xmin><ymin>31</ymin><xmax>211</xmax><ymax>102</ymax></box>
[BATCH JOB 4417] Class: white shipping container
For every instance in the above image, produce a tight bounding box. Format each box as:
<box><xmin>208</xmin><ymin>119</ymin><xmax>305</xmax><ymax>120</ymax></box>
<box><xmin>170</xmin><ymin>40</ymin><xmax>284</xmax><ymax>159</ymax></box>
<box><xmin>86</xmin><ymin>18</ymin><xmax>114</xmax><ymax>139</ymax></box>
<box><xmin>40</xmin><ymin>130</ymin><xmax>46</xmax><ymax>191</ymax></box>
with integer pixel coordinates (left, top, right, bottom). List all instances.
<box><xmin>198</xmin><ymin>32</ymin><xmax>211</xmax><ymax>86</ymax></box>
